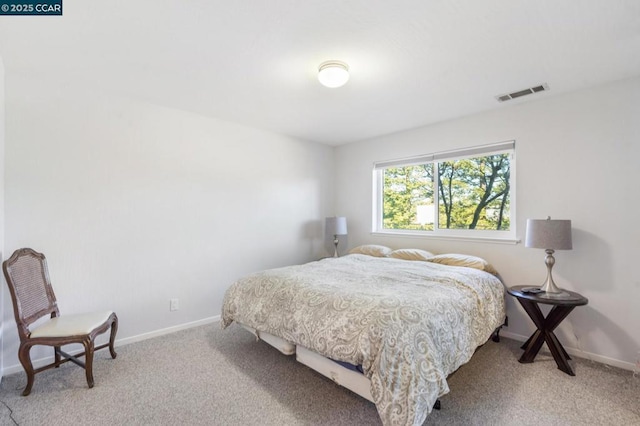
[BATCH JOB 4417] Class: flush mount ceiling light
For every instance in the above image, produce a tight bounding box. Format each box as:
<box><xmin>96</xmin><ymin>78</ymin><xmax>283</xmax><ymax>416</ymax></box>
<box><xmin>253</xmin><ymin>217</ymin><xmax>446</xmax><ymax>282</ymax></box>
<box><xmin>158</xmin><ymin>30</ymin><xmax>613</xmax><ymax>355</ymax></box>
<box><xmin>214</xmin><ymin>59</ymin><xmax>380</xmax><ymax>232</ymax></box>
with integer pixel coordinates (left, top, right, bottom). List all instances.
<box><xmin>318</xmin><ymin>60</ymin><xmax>349</xmax><ymax>88</ymax></box>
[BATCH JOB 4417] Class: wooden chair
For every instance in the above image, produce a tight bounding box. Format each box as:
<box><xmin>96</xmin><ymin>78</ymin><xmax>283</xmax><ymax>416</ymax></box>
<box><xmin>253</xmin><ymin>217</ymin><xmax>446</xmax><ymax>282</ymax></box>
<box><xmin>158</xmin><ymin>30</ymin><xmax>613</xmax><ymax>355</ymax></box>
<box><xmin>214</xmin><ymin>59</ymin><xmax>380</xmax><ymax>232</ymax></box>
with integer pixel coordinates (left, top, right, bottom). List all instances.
<box><xmin>2</xmin><ymin>248</ymin><xmax>118</xmax><ymax>396</ymax></box>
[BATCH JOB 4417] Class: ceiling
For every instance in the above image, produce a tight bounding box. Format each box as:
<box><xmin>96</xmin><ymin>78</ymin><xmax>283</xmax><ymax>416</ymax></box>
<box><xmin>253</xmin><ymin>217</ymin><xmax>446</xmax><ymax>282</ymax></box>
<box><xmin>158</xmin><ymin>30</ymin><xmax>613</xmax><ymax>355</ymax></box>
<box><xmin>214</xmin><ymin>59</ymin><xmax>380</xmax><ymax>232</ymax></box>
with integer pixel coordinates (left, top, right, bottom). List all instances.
<box><xmin>0</xmin><ymin>1</ymin><xmax>639</xmax><ymax>145</ymax></box>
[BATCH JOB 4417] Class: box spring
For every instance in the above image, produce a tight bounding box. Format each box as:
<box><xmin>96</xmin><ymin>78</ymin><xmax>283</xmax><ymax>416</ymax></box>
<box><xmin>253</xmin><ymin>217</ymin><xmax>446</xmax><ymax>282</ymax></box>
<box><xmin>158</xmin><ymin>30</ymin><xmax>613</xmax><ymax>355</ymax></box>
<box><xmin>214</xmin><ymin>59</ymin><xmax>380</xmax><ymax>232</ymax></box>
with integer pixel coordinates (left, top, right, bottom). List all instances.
<box><xmin>239</xmin><ymin>324</ymin><xmax>373</xmax><ymax>402</ymax></box>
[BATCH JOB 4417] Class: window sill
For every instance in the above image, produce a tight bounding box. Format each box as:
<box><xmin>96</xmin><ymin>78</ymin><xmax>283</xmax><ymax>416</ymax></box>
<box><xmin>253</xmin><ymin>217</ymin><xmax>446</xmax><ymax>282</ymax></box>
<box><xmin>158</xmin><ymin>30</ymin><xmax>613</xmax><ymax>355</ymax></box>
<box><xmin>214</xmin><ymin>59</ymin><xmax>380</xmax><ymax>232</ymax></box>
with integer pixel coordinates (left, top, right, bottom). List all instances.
<box><xmin>371</xmin><ymin>231</ymin><xmax>520</xmax><ymax>245</ymax></box>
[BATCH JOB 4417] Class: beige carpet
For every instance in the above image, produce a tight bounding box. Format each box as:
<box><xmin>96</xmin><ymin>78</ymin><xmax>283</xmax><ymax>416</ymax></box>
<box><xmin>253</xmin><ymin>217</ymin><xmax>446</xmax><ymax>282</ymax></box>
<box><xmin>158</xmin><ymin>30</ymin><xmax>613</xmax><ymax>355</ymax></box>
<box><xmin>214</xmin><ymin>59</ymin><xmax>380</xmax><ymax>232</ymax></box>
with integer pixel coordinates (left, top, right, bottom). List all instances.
<box><xmin>0</xmin><ymin>323</ymin><xmax>637</xmax><ymax>425</ymax></box>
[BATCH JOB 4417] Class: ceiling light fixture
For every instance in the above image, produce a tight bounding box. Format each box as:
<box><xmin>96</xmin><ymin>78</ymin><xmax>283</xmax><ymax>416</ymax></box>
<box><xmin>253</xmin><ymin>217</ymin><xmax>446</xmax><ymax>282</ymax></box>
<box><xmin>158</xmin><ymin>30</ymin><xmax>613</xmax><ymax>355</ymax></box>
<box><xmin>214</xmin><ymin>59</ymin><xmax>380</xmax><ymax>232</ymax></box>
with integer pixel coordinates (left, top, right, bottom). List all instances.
<box><xmin>318</xmin><ymin>60</ymin><xmax>349</xmax><ymax>88</ymax></box>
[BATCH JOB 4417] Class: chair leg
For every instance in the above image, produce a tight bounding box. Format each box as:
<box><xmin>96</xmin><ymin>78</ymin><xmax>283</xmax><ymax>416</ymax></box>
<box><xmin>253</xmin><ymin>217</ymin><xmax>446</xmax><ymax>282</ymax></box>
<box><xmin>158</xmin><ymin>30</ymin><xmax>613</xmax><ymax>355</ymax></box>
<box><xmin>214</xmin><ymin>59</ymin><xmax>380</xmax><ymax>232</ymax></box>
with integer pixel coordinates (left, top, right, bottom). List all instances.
<box><xmin>83</xmin><ymin>339</ymin><xmax>95</xmax><ymax>389</ymax></box>
<box><xmin>54</xmin><ymin>345</ymin><xmax>61</xmax><ymax>367</ymax></box>
<box><xmin>109</xmin><ymin>314</ymin><xmax>118</xmax><ymax>359</ymax></box>
<box><xmin>18</xmin><ymin>344</ymin><xmax>35</xmax><ymax>396</ymax></box>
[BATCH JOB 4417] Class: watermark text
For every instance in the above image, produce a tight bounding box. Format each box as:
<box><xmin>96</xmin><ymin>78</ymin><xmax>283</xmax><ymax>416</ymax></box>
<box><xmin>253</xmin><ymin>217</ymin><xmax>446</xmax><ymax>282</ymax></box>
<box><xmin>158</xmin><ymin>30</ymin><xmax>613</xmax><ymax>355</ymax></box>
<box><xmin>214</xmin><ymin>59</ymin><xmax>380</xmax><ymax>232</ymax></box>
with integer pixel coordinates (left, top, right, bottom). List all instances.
<box><xmin>0</xmin><ymin>1</ymin><xmax>62</xmax><ymax>15</ymax></box>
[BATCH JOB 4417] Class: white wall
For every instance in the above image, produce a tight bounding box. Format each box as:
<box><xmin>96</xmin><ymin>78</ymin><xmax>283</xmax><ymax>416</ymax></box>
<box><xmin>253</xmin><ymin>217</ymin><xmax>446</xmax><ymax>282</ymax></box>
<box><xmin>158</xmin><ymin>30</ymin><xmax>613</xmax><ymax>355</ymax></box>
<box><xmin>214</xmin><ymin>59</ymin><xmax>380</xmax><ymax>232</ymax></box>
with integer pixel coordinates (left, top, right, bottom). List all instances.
<box><xmin>2</xmin><ymin>74</ymin><xmax>334</xmax><ymax>372</ymax></box>
<box><xmin>334</xmin><ymin>76</ymin><xmax>640</xmax><ymax>369</ymax></box>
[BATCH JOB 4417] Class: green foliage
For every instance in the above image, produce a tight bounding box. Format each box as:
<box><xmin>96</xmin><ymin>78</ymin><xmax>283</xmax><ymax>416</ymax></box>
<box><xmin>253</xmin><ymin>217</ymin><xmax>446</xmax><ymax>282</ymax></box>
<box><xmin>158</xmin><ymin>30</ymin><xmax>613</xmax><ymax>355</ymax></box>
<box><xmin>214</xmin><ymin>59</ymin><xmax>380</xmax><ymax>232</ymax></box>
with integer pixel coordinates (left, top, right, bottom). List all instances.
<box><xmin>382</xmin><ymin>164</ymin><xmax>433</xmax><ymax>230</ymax></box>
<box><xmin>383</xmin><ymin>153</ymin><xmax>510</xmax><ymax>231</ymax></box>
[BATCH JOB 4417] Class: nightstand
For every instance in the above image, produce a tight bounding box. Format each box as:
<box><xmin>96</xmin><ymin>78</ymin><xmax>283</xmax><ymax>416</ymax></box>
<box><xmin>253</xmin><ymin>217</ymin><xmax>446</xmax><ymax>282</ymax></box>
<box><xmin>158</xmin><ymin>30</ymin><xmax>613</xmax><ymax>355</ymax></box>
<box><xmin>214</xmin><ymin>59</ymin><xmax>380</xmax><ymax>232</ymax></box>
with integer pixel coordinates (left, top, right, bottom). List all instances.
<box><xmin>507</xmin><ymin>285</ymin><xmax>588</xmax><ymax>376</ymax></box>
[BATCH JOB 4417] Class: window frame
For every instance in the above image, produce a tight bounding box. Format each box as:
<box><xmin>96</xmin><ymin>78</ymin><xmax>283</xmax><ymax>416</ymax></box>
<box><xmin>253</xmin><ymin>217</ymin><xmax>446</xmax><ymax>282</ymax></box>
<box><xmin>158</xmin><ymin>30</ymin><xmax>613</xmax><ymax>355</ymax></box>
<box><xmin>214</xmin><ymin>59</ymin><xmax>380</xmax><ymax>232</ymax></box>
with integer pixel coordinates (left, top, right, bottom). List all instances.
<box><xmin>372</xmin><ymin>141</ymin><xmax>517</xmax><ymax>244</ymax></box>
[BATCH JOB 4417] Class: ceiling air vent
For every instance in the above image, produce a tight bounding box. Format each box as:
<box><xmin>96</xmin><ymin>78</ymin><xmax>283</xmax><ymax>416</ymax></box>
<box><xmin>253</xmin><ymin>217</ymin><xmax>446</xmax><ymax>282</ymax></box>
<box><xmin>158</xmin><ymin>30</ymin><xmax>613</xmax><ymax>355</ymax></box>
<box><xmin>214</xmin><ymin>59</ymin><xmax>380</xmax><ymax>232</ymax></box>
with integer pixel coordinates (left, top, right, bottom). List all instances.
<box><xmin>496</xmin><ymin>83</ymin><xmax>549</xmax><ymax>102</ymax></box>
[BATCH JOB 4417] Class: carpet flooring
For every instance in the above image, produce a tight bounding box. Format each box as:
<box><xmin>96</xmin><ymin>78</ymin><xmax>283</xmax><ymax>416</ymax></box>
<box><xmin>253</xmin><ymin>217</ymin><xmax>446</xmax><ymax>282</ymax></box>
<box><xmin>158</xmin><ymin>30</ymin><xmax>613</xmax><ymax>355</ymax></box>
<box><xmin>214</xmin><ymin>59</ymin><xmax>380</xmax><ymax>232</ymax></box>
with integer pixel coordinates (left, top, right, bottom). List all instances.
<box><xmin>0</xmin><ymin>323</ymin><xmax>637</xmax><ymax>425</ymax></box>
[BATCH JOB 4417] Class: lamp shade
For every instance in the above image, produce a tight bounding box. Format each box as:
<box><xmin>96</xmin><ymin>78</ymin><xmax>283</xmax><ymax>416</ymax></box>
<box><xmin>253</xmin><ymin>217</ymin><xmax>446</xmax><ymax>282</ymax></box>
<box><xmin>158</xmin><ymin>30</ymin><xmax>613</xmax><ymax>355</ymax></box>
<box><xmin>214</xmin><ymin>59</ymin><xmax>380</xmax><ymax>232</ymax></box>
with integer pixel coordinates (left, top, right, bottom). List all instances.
<box><xmin>525</xmin><ymin>217</ymin><xmax>572</xmax><ymax>250</ymax></box>
<box><xmin>326</xmin><ymin>216</ymin><xmax>348</xmax><ymax>235</ymax></box>
<box><xmin>318</xmin><ymin>61</ymin><xmax>349</xmax><ymax>88</ymax></box>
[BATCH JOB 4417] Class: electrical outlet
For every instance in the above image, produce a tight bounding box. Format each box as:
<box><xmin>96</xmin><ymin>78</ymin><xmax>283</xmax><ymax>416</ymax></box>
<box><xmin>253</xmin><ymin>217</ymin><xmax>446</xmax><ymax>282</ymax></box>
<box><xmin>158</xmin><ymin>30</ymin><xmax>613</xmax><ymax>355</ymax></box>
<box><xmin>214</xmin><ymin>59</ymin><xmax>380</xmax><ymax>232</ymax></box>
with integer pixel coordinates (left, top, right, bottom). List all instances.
<box><xmin>170</xmin><ymin>298</ymin><xmax>179</xmax><ymax>311</ymax></box>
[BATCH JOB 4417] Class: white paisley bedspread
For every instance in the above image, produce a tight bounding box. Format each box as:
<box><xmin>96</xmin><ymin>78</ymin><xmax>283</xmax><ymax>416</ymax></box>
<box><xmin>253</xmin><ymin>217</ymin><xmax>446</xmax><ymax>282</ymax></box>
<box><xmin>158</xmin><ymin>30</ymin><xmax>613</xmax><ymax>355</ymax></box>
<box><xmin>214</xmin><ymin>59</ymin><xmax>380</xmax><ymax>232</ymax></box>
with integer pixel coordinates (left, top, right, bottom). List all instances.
<box><xmin>221</xmin><ymin>254</ymin><xmax>505</xmax><ymax>426</ymax></box>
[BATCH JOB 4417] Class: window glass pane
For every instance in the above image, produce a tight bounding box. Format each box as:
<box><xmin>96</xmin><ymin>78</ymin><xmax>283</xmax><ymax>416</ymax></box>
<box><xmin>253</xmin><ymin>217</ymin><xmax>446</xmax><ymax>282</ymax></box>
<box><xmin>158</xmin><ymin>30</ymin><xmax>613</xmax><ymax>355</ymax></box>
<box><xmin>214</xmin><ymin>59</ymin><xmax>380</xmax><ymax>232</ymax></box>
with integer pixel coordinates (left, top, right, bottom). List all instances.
<box><xmin>382</xmin><ymin>164</ymin><xmax>434</xmax><ymax>230</ymax></box>
<box><xmin>375</xmin><ymin>142</ymin><xmax>514</xmax><ymax>239</ymax></box>
<box><xmin>437</xmin><ymin>154</ymin><xmax>510</xmax><ymax>230</ymax></box>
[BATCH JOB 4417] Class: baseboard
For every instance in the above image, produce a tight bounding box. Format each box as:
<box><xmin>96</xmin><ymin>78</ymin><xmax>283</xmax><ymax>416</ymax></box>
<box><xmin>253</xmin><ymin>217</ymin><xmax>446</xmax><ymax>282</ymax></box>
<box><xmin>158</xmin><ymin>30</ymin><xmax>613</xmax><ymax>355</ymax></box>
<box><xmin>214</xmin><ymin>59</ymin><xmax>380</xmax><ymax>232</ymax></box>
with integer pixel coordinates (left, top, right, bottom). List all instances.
<box><xmin>1</xmin><ymin>315</ymin><xmax>221</xmax><ymax>376</ymax></box>
<box><xmin>500</xmin><ymin>330</ymin><xmax>636</xmax><ymax>372</ymax></box>
<box><xmin>116</xmin><ymin>315</ymin><xmax>220</xmax><ymax>347</ymax></box>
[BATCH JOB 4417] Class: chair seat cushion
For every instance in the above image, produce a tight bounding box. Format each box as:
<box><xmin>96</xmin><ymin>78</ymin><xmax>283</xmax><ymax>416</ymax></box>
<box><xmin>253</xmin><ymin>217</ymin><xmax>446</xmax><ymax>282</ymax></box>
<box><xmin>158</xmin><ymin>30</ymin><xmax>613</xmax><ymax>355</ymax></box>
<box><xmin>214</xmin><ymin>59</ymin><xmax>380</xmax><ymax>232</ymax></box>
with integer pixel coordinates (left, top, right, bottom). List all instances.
<box><xmin>30</xmin><ymin>311</ymin><xmax>114</xmax><ymax>338</ymax></box>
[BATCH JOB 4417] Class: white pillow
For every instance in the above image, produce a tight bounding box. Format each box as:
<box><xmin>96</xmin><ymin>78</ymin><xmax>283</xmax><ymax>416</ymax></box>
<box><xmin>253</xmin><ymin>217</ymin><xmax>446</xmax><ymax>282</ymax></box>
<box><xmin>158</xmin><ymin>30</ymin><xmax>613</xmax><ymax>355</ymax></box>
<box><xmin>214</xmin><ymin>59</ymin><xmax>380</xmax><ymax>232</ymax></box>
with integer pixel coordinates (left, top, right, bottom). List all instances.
<box><xmin>426</xmin><ymin>253</ymin><xmax>498</xmax><ymax>274</ymax></box>
<box><xmin>388</xmin><ymin>248</ymin><xmax>434</xmax><ymax>261</ymax></box>
<box><xmin>348</xmin><ymin>244</ymin><xmax>392</xmax><ymax>257</ymax></box>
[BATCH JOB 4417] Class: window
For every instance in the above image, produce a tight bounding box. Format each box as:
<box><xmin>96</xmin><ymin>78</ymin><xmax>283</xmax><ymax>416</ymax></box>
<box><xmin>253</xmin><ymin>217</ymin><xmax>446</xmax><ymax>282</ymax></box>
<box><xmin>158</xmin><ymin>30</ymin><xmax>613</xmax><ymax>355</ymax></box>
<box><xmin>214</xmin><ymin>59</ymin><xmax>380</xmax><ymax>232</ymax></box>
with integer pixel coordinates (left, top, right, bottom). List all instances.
<box><xmin>373</xmin><ymin>141</ymin><xmax>516</xmax><ymax>242</ymax></box>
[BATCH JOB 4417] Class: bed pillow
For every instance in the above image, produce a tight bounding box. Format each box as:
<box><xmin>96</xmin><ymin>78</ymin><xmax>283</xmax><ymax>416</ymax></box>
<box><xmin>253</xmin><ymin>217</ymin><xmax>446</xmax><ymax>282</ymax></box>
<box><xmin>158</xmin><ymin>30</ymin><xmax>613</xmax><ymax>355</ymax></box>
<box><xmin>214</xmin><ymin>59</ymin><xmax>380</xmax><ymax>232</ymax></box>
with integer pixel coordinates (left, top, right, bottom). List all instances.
<box><xmin>426</xmin><ymin>253</ymin><xmax>498</xmax><ymax>274</ymax></box>
<box><xmin>388</xmin><ymin>248</ymin><xmax>435</xmax><ymax>261</ymax></box>
<box><xmin>348</xmin><ymin>244</ymin><xmax>392</xmax><ymax>257</ymax></box>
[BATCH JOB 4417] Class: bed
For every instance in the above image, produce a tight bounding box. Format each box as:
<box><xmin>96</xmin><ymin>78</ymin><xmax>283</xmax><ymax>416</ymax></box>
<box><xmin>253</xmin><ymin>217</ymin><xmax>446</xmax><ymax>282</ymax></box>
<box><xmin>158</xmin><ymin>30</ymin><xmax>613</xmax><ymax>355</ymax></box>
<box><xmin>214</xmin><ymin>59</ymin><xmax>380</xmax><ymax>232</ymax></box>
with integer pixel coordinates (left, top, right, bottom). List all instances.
<box><xmin>221</xmin><ymin>249</ymin><xmax>506</xmax><ymax>426</ymax></box>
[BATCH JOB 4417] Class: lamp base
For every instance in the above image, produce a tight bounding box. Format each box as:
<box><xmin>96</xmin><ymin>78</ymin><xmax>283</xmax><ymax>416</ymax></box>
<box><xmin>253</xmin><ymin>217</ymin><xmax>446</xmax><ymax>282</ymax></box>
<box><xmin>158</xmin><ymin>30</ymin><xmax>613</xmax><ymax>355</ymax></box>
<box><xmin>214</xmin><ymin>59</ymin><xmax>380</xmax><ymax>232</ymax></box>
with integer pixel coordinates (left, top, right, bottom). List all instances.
<box><xmin>539</xmin><ymin>278</ymin><xmax>570</xmax><ymax>299</ymax></box>
<box><xmin>538</xmin><ymin>290</ymin><xmax>571</xmax><ymax>299</ymax></box>
<box><xmin>537</xmin><ymin>249</ymin><xmax>571</xmax><ymax>299</ymax></box>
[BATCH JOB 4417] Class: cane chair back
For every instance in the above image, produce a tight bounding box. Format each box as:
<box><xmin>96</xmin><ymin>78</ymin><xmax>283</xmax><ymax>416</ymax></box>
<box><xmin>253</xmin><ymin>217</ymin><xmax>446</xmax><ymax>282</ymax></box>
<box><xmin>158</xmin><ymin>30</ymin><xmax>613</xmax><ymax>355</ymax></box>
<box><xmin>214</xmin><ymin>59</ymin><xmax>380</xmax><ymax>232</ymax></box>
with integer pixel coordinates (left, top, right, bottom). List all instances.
<box><xmin>4</xmin><ymin>249</ymin><xmax>60</xmax><ymax>340</ymax></box>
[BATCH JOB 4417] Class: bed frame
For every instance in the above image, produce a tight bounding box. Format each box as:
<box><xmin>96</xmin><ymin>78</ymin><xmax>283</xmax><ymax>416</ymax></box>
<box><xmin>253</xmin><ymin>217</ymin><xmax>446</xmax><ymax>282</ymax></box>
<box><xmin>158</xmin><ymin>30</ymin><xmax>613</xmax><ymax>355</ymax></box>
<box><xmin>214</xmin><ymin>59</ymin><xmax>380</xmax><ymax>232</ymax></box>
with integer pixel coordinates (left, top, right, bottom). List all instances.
<box><xmin>241</xmin><ymin>324</ymin><xmax>374</xmax><ymax>400</ymax></box>
<box><xmin>240</xmin><ymin>318</ymin><xmax>506</xmax><ymax>412</ymax></box>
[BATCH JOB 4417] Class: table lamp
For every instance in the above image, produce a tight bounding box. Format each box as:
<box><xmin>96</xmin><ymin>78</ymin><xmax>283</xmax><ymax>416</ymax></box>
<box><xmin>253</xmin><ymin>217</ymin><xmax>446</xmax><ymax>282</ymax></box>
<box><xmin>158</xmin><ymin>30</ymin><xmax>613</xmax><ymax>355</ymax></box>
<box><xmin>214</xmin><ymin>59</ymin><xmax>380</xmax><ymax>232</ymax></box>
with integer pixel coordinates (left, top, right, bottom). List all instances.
<box><xmin>525</xmin><ymin>216</ymin><xmax>572</xmax><ymax>298</ymax></box>
<box><xmin>326</xmin><ymin>216</ymin><xmax>347</xmax><ymax>257</ymax></box>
